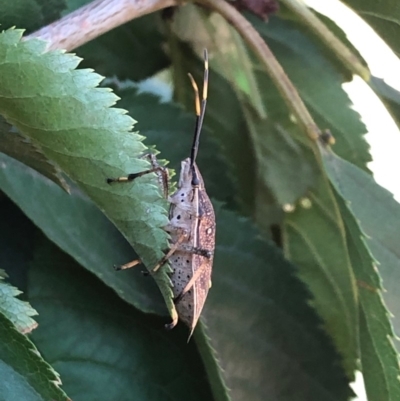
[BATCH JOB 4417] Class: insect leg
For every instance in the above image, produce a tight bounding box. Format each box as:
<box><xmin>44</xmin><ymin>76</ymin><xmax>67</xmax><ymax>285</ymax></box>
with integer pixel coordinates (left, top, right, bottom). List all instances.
<box><xmin>174</xmin><ymin>261</ymin><xmax>210</xmax><ymax>304</ymax></box>
<box><xmin>114</xmin><ymin>259</ymin><xmax>141</xmax><ymax>271</ymax></box>
<box><xmin>177</xmin><ymin>244</ymin><xmax>213</xmax><ymax>259</ymax></box>
<box><xmin>106</xmin><ymin>154</ymin><xmax>169</xmax><ymax>197</ymax></box>
<box><xmin>115</xmin><ymin>231</ymin><xmax>188</xmax><ymax>275</ymax></box>
<box><xmin>114</xmin><ymin>232</ymin><xmax>190</xmax><ymax>275</ymax></box>
<box><xmin>148</xmin><ymin>231</ymin><xmax>189</xmax><ymax>274</ymax></box>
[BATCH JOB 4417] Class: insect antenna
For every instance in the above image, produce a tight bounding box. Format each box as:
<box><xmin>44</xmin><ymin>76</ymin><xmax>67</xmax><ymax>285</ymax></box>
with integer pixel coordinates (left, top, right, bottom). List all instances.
<box><xmin>188</xmin><ymin>49</ymin><xmax>208</xmax><ymax>185</ymax></box>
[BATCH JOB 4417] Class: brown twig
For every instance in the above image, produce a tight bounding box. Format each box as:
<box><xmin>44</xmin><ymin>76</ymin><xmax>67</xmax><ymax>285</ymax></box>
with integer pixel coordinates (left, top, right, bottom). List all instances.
<box><xmin>27</xmin><ymin>0</ymin><xmax>178</xmax><ymax>51</ymax></box>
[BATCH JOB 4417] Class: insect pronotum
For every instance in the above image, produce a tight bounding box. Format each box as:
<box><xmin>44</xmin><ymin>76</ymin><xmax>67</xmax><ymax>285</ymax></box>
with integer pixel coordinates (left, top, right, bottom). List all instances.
<box><xmin>107</xmin><ymin>49</ymin><xmax>215</xmax><ymax>338</ymax></box>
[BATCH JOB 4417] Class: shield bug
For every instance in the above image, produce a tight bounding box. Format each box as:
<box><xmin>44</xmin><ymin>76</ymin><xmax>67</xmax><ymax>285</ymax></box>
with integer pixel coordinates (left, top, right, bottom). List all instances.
<box><xmin>107</xmin><ymin>49</ymin><xmax>215</xmax><ymax>338</ymax></box>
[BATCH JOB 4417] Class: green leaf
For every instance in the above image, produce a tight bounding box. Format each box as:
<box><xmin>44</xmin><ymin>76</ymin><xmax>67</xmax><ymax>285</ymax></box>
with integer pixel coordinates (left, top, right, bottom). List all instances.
<box><xmin>250</xmin><ymin>14</ymin><xmax>370</xmax><ymax>171</ymax></box>
<box><xmin>28</xmin><ymin>237</ymin><xmax>215</xmax><ymax>401</ymax></box>
<box><xmin>193</xmin><ymin>322</ymin><xmax>231</xmax><ymax>401</ymax></box>
<box><xmin>0</xmin><ymin>311</ymin><xmax>70</xmax><ymax>401</ymax></box>
<box><xmin>0</xmin><ymin>0</ymin><xmax>67</xmax><ymax>32</ymax></box>
<box><xmin>0</xmin><ymin>152</ymin><xmax>166</xmax><ymax>316</ymax></box>
<box><xmin>243</xmin><ymin>88</ymin><xmax>319</xmax><ymax>207</ymax></box>
<box><xmin>202</xmin><ymin>205</ymin><xmax>353</xmax><ymax>400</ymax></box>
<box><xmin>0</xmin><ymin>117</ymin><xmax>69</xmax><ymax>191</ymax></box>
<box><xmin>0</xmin><ymin>270</ymin><xmax>38</xmax><ymax>334</ymax></box>
<box><xmin>282</xmin><ymin>156</ymin><xmax>359</xmax><ymax>379</ymax></box>
<box><xmin>171</xmin><ymin>4</ymin><xmax>266</xmax><ymax>118</ymax></box>
<box><xmin>341</xmin><ymin>0</ymin><xmax>400</xmax><ymax>57</ymax></box>
<box><xmin>336</xmin><ymin>192</ymin><xmax>400</xmax><ymax>401</ymax></box>
<box><xmin>369</xmin><ymin>76</ymin><xmax>400</xmax><ymax>129</ymax></box>
<box><xmin>321</xmin><ymin>149</ymin><xmax>400</xmax><ymax>344</ymax></box>
<box><xmin>0</xmin><ymin>29</ymin><xmax>177</xmax><ymax>323</ymax></box>
<box><xmin>234</xmin><ymin>15</ymin><xmax>365</xmax><ymax>377</ymax></box>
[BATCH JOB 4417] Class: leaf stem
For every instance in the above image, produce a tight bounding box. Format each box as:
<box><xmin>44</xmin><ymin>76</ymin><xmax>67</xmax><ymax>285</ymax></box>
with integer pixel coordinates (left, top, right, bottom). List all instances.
<box><xmin>281</xmin><ymin>0</ymin><xmax>370</xmax><ymax>81</ymax></box>
<box><xmin>196</xmin><ymin>0</ymin><xmax>321</xmax><ymax>140</ymax></box>
<box><xmin>27</xmin><ymin>0</ymin><xmax>178</xmax><ymax>51</ymax></box>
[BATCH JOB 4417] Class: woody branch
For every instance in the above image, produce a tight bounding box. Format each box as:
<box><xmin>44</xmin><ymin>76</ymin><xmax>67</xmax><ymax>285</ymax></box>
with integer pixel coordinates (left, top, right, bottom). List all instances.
<box><xmin>27</xmin><ymin>0</ymin><xmax>178</xmax><ymax>51</ymax></box>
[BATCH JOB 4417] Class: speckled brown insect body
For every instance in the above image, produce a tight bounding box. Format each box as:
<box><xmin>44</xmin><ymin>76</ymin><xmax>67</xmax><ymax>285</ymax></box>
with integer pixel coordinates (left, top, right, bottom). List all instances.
<box><xmin>166</xmin><ymin>158</ymin><xmax>215</xmax><ymax>336</ymax></box>
<box><xmin>108</xmin><ymin>49</ymin><xmax>214</xmax><ymax>337</ymax></box>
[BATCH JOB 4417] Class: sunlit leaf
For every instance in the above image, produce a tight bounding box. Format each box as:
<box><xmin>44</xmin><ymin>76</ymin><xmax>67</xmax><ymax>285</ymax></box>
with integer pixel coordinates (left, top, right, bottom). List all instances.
<box><xmin>0</xmin><ymin>29</ymin><xmax>177</xmax><ymax>323</ymax></box>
